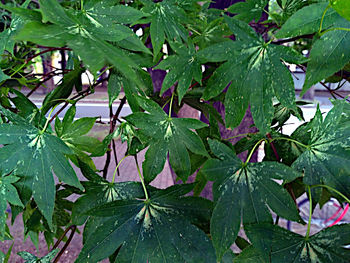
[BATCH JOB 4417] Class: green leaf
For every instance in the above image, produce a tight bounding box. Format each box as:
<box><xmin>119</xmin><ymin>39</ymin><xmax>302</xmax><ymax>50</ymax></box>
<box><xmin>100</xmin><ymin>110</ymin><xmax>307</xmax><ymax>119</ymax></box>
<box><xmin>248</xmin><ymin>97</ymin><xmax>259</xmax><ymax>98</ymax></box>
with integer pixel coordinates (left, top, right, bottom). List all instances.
<box><xmin>227</xmin><ymin>0</ymin><xmax>268</xmax><ymax>23</ymax></box>
<box><xmin>331</xmin><ymin>0</ymin><xmax>350</xmax><ymax>21</ymax></box>
<box><xmin>276</xmin><ymin>3</ymin><xmax>342</xmax><ymax>38</ymax></box>
<box><xmin>0</xmin><ymin>172</ymin><xmax>23</xmax><ymax>241</ymax></box>
<box><xmin>203</xmin><ymin>16</ymin><xmax>297</xmax><ymax>133</ymax></box>
<box><xmin>156</xmin><ymin>43</ymin><xmax>202</xmax><ymax>103</ymax></box>
<box><xmin>61</xmin><ymin>117</ymin><xmax>97</xmax><ymax>139</ymax></box>
<box><xmin>143</xmin><ymin>0</ymin><xmax>188</xmax><ymax>56</ymax></box>
<box><xmin>72</xmin><ymin>179</ymin><xmax>145</xmax><ymax>225</ymax></box>
<box><xmin>201</xmin><ymin>139</ymin><xmax>302</xmax><ymax>260</ymax></box>
<box><xmin>237</xmin><ymin>223</ymin><xmax>350</xmax><ymax>262</ymax></box>
<box><xmin>14</xmin><ymin>4</ymin><xmax>142</xmax><ymax>85</ymax></box>
<box><xmin>125</xmin><ymin>96</ymin><xmax>208</xmax><ymax>183</ymax></box>
<box><xmin>108</xmin><ymin>72</ymin><xmax>123</xmax><ymax>107</ymax></box>
<box><xmin>76</xmin><ymin>184</ymin><xmax>216</xmax><ymax>263</ymax></box>
<box><xmin>85</xmin><ymin>2</ymin><xmax>147</xmax><ymax>25</ymax></box>
<box><xmin>18</xmin><ymin>249</ymin><xmax>58</xmax><ymax>263</ymax></box>
<box><xmin>38</xmin><ymin>0</ymin><xmax>76</xmax><ymax>26</ymax></box>
<box><xmin>0</xmin><ymin>108</ymin><xmax>83</xmax><ymax>227</ymax></box>
<box><xmin>41</xmin><ymin>66</ymin><xmax>85</xmax><ymax>114</ymax></box>
<box><xmin>302</xmin><ymin>19</ymin><xmax>350</xmax><ymax>95</ymax></box>
<box><xmin>292</xmin><ymin>101</ymin><xmax>350</xmax><ymax>198</ymax></box>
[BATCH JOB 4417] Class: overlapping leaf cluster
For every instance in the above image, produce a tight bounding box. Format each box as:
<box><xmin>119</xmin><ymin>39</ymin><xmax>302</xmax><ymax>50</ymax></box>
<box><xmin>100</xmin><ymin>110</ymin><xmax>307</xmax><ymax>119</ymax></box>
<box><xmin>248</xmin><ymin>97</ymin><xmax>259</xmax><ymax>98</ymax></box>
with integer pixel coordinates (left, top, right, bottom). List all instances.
<box><xmin>0</xmin><ymin>0</ymin><xmax>349</xmax><ymax>262</ymax></box>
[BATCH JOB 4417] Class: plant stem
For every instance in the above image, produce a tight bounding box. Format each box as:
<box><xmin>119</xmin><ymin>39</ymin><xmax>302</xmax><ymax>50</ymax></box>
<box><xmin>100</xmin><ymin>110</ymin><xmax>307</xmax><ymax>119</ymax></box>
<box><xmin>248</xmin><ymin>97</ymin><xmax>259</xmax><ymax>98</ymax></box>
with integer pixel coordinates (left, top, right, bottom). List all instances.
<box><xmin>320</xmin><ymin>27</ymin><xmax>350</xmax><ymax>36</ymax></box>
<box><xmin>270</xmin><ymin>137</ymin><xmax>310</xmax><ymax>149</ymax></box>
<box><xmin>244</xmin><ymin>139</ymin><xmax>265</xmax><ymax>164</ymax></box>
<box><xmin>318</xmin><ymin>5</ymin><xmax>331</xmax><ymax>34</ymax></box>
<box><xmin>112</xmin><ymin>155</ymin><xmax>129</xmax><ymax>183</ymax></box>
<box><xmin>134</xmin><ymin>156</ymin><xmax>149</xmax><ymax>200</ymax></box>
<box><xmin>306</xmin><ymin>185</ymin><xmax>312</xmax><ymax>240</ymax></box>
<box><xmin>168</xmin><ymin>92</ymin><xmax>175</xmax><ymax>118</ymax></box>
<box><xmin>40</xmin><ymin>105</ymin><xmax>58</xmax><ymax>134</ymax></box>
<box><xmin>311</xmin><ymin>184</ymin><xmax>350</xmax><ymax>203</ymax></box>
<box><xmin>224</xmin><ymin>132</ymin><xmax>255</xmax><ymax>141</ymax></box>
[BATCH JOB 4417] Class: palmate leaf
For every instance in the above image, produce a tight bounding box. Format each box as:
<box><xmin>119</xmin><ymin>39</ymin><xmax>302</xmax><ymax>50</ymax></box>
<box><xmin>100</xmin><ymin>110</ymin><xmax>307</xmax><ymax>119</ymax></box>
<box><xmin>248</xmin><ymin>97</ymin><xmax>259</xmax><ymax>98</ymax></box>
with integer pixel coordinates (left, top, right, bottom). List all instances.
<box><xmin>236</xmin><ymin>223</ymin><xmax>350</xmax><ymax>262</ymax></box>
<box><xmin>275</xmin><ymin>2</ymin><xmax>350</xmax><ymax>95</ymax></box>
<box><xmin>156</xmin><ymin>42</ymin><xmax>202</xmax><ymax>103</ymax></box>
<box><xmin>0</xmin><ymin>106</ymin><xmax>83</xmax><ymax>227</ymax></box>
<box><xmin>71</xmin><ymin>161</ymin><xmax>145</xmax><ymax>226</ymax></box>
<box><xmin>125</xmin><ymin>96</ymin><xmax>208</xmax><ymax>183</ymax></box>
<box><xmin>302</xmin><ymin>17</ymin><xmax>350</xmax><ymax>95</ymax></box>
<box><xmin>0</xmin><ymin>172</ymin><xmax>23</xmax><ymax>241</ymax></box>
<box><xmin>76</xmin><ymin>184</ymin><xmax>215</xmax><ymax>263</ymax></box>
<box><xmin>18</xmin><ymin>249</ymin><xmax>58</xmax><ymax>263</ymax></box>
<box><xmin>227</xmin><ymin>0</ymin><xmax>268</xmax><ymax>23</ymax></box>
<box><xmin>202</xmin><ymin>16</ymin><xmax>304</xmax><ymax>134</ymax></box>
<box><xmin>275</xmin><ymin>2</ymin><xmax>342</xmax><ymax>38</ymax></box>
<box><xmin>11</xmin><ymin>0</ymin><xmax>143</xmax><ymax>84</ymax></box>
<box><xmin>141</xmin><ymin>0</ymin><xmax>188</xmax><ymax>57</ymax></box>
<box><xmin>202</xmin><ymin>139</ymin><xmax>302</xmax><ymax>260</ymax></box>
<box><xmin>292</xmin><ymin>100</ymin><xmax>350</xmax><ymax>198</ymax></box>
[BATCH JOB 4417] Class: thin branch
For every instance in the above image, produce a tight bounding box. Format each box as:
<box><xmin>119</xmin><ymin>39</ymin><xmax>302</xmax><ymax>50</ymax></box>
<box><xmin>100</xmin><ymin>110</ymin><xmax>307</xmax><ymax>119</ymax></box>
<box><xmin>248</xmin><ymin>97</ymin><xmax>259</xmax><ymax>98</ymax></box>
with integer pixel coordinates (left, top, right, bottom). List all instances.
<box><xmin>102</xmin><ymin>96</ymin><xmax>127</xmax><ymax>178</ymax></box>
<box><xmin>272</xmin><ymin>34</ymin><xmax>315</xmax><ymax>45</ymax></box>
<box><xmin>52</xmin><ymin>225</ymin><xmax>77</xmax><ymax>263</ymax></box>
<box><xmin>25</xmin><ymin>47</ymin><xmax>71</xmax><ymax>64</ymax></box>
<box><xmin>48</xmin><ymin>78</ymin><xmax>108</xmax><ymax>123</ymax></box>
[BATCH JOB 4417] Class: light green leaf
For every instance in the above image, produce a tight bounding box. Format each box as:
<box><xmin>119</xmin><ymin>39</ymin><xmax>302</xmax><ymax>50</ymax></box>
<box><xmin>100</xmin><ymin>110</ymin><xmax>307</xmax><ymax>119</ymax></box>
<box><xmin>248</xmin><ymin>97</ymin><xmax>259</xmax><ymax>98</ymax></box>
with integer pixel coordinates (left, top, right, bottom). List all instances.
<box><xmin>202</xmin><ymin>139</ymin><xmax>302</xmax><ymax>260</ymax></box>
<box><xmin>330</xmin><ymin>0</ymin><xmax>350</xmax><ymax>21</ymax></box>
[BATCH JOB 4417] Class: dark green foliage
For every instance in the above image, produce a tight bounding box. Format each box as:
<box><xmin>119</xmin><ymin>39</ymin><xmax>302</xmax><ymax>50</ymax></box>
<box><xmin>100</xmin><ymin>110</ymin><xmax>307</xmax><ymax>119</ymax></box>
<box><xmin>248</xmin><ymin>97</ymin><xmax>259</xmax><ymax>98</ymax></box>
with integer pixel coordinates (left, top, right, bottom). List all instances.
<box><xmin>0</xmin><ymin>0</ymin><xmax>349</xmax><ymax>262</ymax></box>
